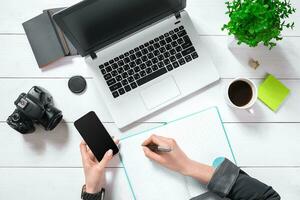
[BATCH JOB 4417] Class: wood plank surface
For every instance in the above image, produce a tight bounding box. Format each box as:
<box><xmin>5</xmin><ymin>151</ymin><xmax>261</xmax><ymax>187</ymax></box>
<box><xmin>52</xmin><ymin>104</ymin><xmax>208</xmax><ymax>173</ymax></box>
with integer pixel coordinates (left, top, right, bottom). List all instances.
<box><xmin>0</xmin><ymin>122</ymin><xmax>160</xmax><ymax>167</ymax></box>
<box><xmin>225</xmin><ymin>123</ymin><xmax>300</xmax><ymax>166</ymax></box>
<box><xmin>0</xmin><ymin>168</ymin><xmax>134</xmax><ymax>200</ymax></box>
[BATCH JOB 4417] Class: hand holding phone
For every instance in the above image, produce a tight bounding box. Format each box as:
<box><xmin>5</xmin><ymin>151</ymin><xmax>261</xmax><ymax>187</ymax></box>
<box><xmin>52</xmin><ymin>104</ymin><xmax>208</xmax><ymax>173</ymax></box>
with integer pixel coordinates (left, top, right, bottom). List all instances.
<box><xmin>74</xmin><ymin>111</ymin><xmax>119</xmax><ymax>162</ymax></box>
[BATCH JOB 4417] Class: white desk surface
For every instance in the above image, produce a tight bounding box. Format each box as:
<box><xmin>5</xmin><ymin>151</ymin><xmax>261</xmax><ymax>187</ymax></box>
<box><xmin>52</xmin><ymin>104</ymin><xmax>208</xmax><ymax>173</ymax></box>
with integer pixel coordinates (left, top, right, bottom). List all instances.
<box><xmin>0</xmin><ymin>0</ymin><xmax>299</xmax><ymax>199</ymax></box>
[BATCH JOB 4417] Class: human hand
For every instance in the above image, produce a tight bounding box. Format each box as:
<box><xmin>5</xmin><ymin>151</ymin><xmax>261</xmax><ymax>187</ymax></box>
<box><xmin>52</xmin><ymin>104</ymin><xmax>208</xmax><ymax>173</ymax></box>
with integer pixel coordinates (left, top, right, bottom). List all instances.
<box><xmin>142</xmin><ymin>135</ymin><xmax>192</xmax><ymax>175</ymax></box>
<box><xmin>80</xmin><ymin>139</ymin><xmax>119</xmax><ymax>193</ymax></box>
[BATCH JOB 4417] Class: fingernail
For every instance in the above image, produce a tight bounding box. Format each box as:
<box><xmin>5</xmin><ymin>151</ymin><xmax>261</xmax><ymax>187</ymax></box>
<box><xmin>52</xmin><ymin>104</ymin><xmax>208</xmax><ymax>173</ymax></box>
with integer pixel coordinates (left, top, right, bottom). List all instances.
<box><xmin>107</xmin><ymin>149</ymin><xmax>113</xmax><ymax>157</ymax></box>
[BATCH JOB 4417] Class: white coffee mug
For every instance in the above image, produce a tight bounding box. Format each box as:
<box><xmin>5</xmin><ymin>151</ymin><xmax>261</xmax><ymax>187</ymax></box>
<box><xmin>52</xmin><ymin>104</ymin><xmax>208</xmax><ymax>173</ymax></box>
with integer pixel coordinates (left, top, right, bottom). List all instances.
<box><xmin>225</xmin><ymin>78</ymin><xmax>257</xmax><ymax>114</ymax></box>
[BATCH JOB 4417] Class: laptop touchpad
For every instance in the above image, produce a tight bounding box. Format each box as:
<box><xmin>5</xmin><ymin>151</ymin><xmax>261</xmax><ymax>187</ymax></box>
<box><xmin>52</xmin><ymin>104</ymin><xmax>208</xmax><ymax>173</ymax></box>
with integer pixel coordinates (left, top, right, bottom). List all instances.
<box><xmin>140</xmin><ymin>76</ymin><xmax>181</xmax><ymax>110</ymax></box>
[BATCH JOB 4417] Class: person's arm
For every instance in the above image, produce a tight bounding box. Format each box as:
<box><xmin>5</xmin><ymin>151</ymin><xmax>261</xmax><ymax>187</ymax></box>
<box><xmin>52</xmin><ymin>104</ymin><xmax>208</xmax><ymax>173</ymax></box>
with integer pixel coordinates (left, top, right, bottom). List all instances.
<box><xmin>79</xmin><ymin>139</ymin><xmax>119</xmax><ymax>200</ymax></box>
<box><xmin>142</xmin><ymin>135</ymin><xmax>280</xmax><ymax>200</ymax></box>
<box><xmin>207</xmin><ymin>158</ymin><xmax>280</xmax><ymax>200</ymax></box>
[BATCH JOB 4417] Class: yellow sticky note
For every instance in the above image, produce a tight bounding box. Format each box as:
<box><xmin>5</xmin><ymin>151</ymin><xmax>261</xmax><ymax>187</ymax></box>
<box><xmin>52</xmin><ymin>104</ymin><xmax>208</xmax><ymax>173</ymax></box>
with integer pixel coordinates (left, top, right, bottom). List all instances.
<box><xmin>258</xmin><ymin>75</ymin><xmax>290</xmax><ymax>111</ymax></box>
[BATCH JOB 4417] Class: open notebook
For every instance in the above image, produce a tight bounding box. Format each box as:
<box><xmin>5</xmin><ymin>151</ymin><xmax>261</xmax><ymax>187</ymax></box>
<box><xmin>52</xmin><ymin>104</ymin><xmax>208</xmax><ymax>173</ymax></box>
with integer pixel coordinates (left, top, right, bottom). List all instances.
<box><xmin>119</xmin><ymin>107</ymin><xmax>235</xmax><ymax>200</ymax></box>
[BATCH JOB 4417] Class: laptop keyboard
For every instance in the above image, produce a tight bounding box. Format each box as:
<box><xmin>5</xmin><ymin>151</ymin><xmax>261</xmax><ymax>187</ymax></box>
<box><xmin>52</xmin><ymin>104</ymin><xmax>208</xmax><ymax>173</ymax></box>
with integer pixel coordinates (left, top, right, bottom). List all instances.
<box><xmin>99</xmin><ymin>26</ymin><xmax>199</xmax><ymax>98</ymax></box>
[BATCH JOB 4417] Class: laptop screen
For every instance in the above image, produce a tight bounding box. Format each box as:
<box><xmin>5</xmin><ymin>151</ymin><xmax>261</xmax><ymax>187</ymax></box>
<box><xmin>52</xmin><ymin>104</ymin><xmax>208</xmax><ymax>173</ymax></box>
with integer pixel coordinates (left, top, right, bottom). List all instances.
<box><xmin>54</xmin><ymin>0</ymin><xmax>185</xmax><ymax>57</ymax></box>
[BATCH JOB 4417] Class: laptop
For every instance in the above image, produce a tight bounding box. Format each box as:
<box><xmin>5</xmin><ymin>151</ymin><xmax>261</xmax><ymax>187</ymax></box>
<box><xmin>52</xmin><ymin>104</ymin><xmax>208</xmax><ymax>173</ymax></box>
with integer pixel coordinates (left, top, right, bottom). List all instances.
<box><xmin>54</xmin><ymin>0</ymin><xmax>219</xmax><ymax>129</ymax></box>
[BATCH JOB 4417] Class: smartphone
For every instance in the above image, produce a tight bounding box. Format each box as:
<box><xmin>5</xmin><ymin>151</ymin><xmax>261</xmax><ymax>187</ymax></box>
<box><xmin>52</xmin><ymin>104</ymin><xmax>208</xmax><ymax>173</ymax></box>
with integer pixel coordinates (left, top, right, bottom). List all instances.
<box><xmin>74</xmin><ymin>111</ymin><xmax>119</xmax><ymax>161</ymax></box>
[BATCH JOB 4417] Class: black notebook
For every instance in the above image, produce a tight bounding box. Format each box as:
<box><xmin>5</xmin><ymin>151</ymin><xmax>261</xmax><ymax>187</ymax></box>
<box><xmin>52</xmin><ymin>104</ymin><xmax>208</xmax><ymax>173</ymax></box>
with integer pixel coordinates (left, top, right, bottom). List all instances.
<box><xmin>22</xmin><ymin>8</ymin><xmax>78</xmax><ymax>68</ymax></box>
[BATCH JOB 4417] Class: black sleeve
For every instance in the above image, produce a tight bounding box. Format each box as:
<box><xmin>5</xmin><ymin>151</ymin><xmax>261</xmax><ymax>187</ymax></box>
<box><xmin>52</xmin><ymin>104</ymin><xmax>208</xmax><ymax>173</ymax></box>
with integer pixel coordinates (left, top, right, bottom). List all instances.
<box><xmin>207</xmin><ymin>159</ymin><xmax>280</xmax><ymax>200</ymax></box>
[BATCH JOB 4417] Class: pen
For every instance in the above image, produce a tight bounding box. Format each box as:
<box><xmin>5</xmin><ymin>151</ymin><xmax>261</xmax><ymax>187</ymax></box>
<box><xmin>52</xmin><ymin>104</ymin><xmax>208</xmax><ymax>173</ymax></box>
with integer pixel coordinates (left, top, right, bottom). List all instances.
<box><xmin>143</xmin><ymin>144</ymin><xmax>172</xmax><ymax>153</ymax></box>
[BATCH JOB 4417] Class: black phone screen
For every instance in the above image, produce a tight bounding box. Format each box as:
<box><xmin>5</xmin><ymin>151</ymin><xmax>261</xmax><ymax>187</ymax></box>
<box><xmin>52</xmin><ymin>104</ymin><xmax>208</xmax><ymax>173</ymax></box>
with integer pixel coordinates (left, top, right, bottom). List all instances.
<box><xmin>74</xmin><ymin>111</ymin><xmax>119</xmax><ymax>161</ymax></box>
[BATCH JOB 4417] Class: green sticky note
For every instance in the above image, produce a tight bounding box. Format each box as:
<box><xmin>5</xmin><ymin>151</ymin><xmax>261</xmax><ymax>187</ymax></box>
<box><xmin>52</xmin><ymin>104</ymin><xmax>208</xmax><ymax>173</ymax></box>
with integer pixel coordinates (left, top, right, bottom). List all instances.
<box><xmin>258</xmin><ymin>75</ymin><xmax>290</xmax><ymax>111</ymax></box>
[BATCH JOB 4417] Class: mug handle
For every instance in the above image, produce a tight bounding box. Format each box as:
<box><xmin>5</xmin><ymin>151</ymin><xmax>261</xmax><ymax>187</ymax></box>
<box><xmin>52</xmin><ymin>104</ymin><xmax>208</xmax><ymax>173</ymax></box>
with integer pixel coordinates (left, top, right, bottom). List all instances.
<box><xmin>247</xmin><ymin>108</ymin><xmax>254</xmax><ymax>114</ymax></box>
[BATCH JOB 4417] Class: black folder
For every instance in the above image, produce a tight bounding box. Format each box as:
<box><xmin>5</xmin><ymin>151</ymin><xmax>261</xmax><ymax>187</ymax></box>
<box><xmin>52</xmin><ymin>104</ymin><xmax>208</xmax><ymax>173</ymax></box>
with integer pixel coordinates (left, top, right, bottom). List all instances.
<box><xmin>22</xmin><ymin>8</ymin><xmax>78</xmax><ymax>68</ymax></box>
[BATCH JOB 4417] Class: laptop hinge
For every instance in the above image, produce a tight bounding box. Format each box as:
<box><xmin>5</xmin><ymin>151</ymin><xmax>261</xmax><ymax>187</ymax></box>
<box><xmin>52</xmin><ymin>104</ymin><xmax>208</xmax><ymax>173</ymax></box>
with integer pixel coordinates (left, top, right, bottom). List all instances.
<box><xmin>175</xmin><ymin>12</ymin><xmax>181</xmax><ymax>19</ymax></box>
<box><xmin>90</xmin><ymin>52</ymin><xmax>97</xmax><ymax>60</ymax></box>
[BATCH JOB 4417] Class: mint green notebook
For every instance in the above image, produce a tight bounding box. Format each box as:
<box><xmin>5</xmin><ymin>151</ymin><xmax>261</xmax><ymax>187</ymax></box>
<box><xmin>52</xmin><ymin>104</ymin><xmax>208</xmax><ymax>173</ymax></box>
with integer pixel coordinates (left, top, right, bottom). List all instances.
<box><xmin>119</xmin><ymin>107</ymin><xmax>235</xmax><ymax>200</ymax></box>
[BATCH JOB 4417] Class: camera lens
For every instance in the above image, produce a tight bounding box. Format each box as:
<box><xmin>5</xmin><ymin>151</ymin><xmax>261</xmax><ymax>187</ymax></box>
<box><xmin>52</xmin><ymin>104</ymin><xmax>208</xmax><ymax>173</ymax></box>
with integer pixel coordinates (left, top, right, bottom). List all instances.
<box><xmin>40</xmin><ymin>106</ymin><xmax>63</xmax><ymax>131</ymax></box>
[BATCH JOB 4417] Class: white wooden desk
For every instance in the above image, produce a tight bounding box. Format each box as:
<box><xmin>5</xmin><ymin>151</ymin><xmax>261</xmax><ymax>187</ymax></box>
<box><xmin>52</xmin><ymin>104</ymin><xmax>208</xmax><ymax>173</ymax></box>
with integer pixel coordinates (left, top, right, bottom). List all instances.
<box><xmin>0</xmin><ymin>0</ymin><xmax>299</xmax><ymax>199</ymax></box>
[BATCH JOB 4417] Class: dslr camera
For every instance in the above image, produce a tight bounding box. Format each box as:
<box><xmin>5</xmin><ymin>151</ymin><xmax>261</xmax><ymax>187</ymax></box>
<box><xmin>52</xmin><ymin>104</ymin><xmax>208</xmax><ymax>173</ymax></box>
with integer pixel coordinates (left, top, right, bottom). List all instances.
<box><xmin>7</xmin><ymin>86</ymin><xmax>63</xmax><ymax>134</ymax></box>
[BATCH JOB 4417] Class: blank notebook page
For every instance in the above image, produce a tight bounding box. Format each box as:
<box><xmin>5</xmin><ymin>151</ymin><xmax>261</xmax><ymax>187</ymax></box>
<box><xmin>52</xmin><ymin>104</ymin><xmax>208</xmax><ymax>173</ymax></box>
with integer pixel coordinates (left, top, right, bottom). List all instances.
<box><xmin>120</xmin><ymin>107</ymin><xmax>234</xmax><ymax>200</ymax></box>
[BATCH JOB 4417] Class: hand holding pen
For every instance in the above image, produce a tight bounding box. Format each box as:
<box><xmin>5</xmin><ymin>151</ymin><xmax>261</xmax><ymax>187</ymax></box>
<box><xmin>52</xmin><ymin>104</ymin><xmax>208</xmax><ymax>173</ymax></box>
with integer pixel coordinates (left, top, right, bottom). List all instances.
<box><xmin>142</xmin><ymin>134</ymin><xmax>192</xmax><ymax>175</ymax></box>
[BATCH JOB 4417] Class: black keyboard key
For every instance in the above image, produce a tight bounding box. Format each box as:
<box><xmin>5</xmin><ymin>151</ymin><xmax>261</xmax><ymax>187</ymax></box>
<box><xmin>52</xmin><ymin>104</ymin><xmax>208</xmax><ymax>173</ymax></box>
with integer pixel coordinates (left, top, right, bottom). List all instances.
<box><xmin>128</xmin><ymin>76</ymin><xmax>134</xmax><ymax>83</ymax></box>
<box><xmin>124</xmin><ymin>85</ymin><xmax>131</xmax><ymax>92</ymax></box>
<box><xmin>124</xmin><ymin>57</ymin><xmax>130</xmax><ymax>63</ymax></box>
<box><xmin>175</xmin><ymin>53</ymin><xmax>182</xmax><ymax>59</ymax></box>
<box><xmin>179</xmin><ymin>26</ymin><xmax>184</xmax><ymax>30</ymax></box>
<box><xmin>104</xmin><ymin>73</ymin><xmax>112</xmax><ymax>80</ymax></box>
<box><xmin>179</xmin><ymin>58</ymin><xmax>186</xmax><ymax>65</ymax></box>
<box><xmin>99</xmin><ymin>64</ymin><xmax>104</xmax><ymax>69</ymax></box>
<box><xmin>170</xmin><ymin>49</ymin><xmax>176</xmax><ymax>55</ymax></box>
<box><xmin>119</xmin><ymin>54</ymin><xmax>125</xmax><ymax>59</ymax></box>
<box><xmin>176</xmin><ymin>46</ymin><xmax>182</xmax><ymax>52</ymax></box>
<box><xmin>124</xmin><ymin>64</ymin><xmax>130</xmax><ymax>71</ymax></box>
<box><xmin>101</xmin><ymin>69</ymin><xmax>106</xmax><ymax>75</ymax></box>
<box><xmin>159</xmin><ymin>35</ymin><xmax>164</xmax><ymax>40</ymax></box>
<box><xmin>174</xmin><ymin>28</ymin><xmax>179</xmax><ymax>32</ymax></box>
<box><xmin>122</xmin><ymin>72</ymin><xmax>129</xmax><ymax>79</ymax></box>
<box><xmin>185</xmin><ymin>55</ymin><xmax>192</xmax><ymax>62</ymax></box>
<box><xmin>166</xmin><ymin>37</ymin><xmax>172</xmax><ymax>43</ymax></box>
<box><xmin>112</xmin><ymin>91</ymin><xmax>119</xmax><ymax>98</ymax></box>
<box><xmin>107</xmin><ymin>78</ymin><xmax>116</xmax><ymax>86</ymax></box>
<box><xmin>158</xmin><ymin>62</ymin><xmax>164</xmax><ymax>68</ymax></box>
<box><xmin>154</xmin><ymin>43</ymin><xmax>160</xmax><ymax>49</ymax></box>
<box><xmin>166</xmin><ymin>64</ymin><xmax>173</xmax><ymax>71</ymax></box>
<box><xmin>154</xmin><ymin>37</ymin><xmax>159</xmax><ymax>42</ymax></box>
<box><xmin>159</xmin><ymin>40</ymin><xmax>166</xmax><ymax>46</ymax></box>
<box><xmin>133</xmin><ymin>73</ymin><xmax>140</xmax><ymax>80</ymax></box>
<box><xmin>142</xmin><ymin>49</ymin><xmax>148</xmax><ymax>55</ymax></box>
<box><xmin>146</xmin><ymin>60</ymin><xmax>152</xmax><ymax>67</ymax></box>
<box><xmin>149</xmin><ymin>40</ymin><xmax>154</xmax><ymax>44</ymax></box>
<box><xmin>153</xmin><ymin>50</ymin><xmax>160</xmax><ymax>56</ymax></box>
<box><xmin>191</xmin><ymin>52</ymin><xmax>199</xmax><ymax>59</ymax></box>
<box><xmin>182</xmin><ymin>47</ymin><xmax>196</xmax><ymax>56</ymax></box>
<box><xmin>171</xmin><ymin>41</ymin><xmax>178</xmax><ymax>47</ymax></box>
<box><xmin>177</xmin><ymin>30</ymin><xmax>187</xmax><ymax>37</ymax></box>
<box><xmin>183</xmin><ymin>35</ymin><xmax>191</xmax><ymax>42</ymax></box>
<box><xmin>148</xmin><ymin>53</ymin><xmax>154</xmax><ymax>59</ymax></box>
<box><xmin>140</xmin><ymin>63</ymin><xmax>147</xmax><ymax>70</ymax></box>
<box><xmin>171</xmin><ymin>34</ymin><xmax>178</xmax><ymax>40</ymax></box>
<box><xmin>166</xmin><ymin>44</ymin><xmax>172</xmax><ymax>50</ymax></box>
<box><xmin>129</xmin><ymin>50</ymin><xmax>134</xmax><ymax>54</ymax></box>
<box><xmin>159</xmin><ymin>47</ymin><xmax>166</xmax><ymax>53</ymax></box>
<box><xmin>110</xmin><ymin>82</ymin><xmax>122</xmax><ymax>91</ymax></box>
<box><xmin>131</xmin><ymin>82</ymin><xmax>137</xmax><ymax>89</ymax></box>
<box><xmin>139</xmin><ymin>44</ymin><xmax>145</xmax><ymax>49</ymax></box>
<box><xmin>124</xmin><ymin>52</ymin><xmax>130</xmax><ymax>57</ymax></box>
<box><xmin>158</xmin><ymin>55</ymin><xmax>164</xmax><ymax>61</ymax></box>
<box><xmin>172</xmin><ymin>61</ymin><xmax>180</xmax><ymax>68</ymax></box>
<box><xmin>117</xmin><ymin>67</ymin><xmax>124</xmax><ymax>74</ymax></box>
<box><xmin>148</xmin><ymin>45</ymin><xmax>155</xmax><ymax>52</ymax></box>
<box><xmin>152</xmin><ymin>57</ymin><xmax>159</xmax><ymax>64</ymax></box>
<box><xmin>130</xmin><ymin>54</ymin><xmax>136</xmax><ymax>61</ymax></box>
<box><xmin>136</xmin><ymin>51</ymin><xmax>142</xmax><ymax>58</ymax></box>
<box><xmin>141</xmin><ymin>55</ymin><xmax>148</xmax><ymax>62</ymax></box>
<box><xmin>129</xmin><ymin>62</ymin><xmax>136</xmax><ymax>68</ymax></box>
<box><xmin>169</xmin><ymin>30</ymin><xmax>175</xmax><ymax>35</ymax></box>
<box><xmin>119</xmin><ymin>88</ymin><xmax>125</xmax><ymax>95</ymax></box>
<box><xmin>164</xmin><ymin>52</ymin><xmax>170</xmax><ymax>58</ymax></box>
<box><xmin>117</xmin><ymin>60</ymin><xmax>124</xmax><ymax>66</ymax></box>
<box><xmin>114</xmin><ymin>57</ymin><xmax>119</xmax><ymax>62</ymax></box>
<box><xmin>177</xmin><ymin>38</ymin><xmax>184</xmax><ymax>44</ymax></box>
<box><xmin>111</xmin><ymin>70</ymin><xmax>118</xmax><ymax>76</ymax></box>
<box><xmin>140</xmin><ymin>70</ymin><xmax>146</xmax><ymax>77</ymax></box>
<box><xmin>134</xmin><ymin>66</ymin><xmax>141</xmax><ymax>73</ymax></box>
<box><xmin>170</xmin><ymin>56</ymin><xmax>176</xmax><ymax>62</ymax></box>
<box><xmin>136</xmin><ymin>58</ymin><xmax>142</xmax><ymax>65</ymax></box>
<box><xmin>116</xmin><ymin>75</ymin><xmax>122</xmax><ymax>81</ymax></box>
<box><xmin>146</xmin><ymin>67</ymin><xmax>152</xmax><ymax>74</ymax></box>
<box><xmin>137</xmin><ymin>68</ymin><xmax>168</xmax><ymax>86</ymax></box>
<box><xmin>128</xmin><ymin>69</ymin><xmax>134</xmax><ymax>75</ymax></box>
<box><xmin>122</xmin><ymin>79</ymin><xmax>128</xmax><ymax>86</ymax></box>
<box><xmin>182</xmin><ymin>41</ymin><xmax>192</xmax><ymax>49</ymax></box>
<box><xmin>104</xmin><ymin>62</ymin><xmax>109</xmax><ymax>66</ymax></box>
<box><xmin>164</xmin><ymin>33</ymin><xmax>170</xmax><ymax>37</ymax></box>
<box><xmin>106</xmin><ymin>66</ymin><xmax>112</xmax><ymax>72</ymax></box>
<box><xmin>112</xmin><ymin>63</ymin><xmax>118</xmax><ymax>69</ymax></box>
<box><xmin>133</xmin><ymin>47</ymin><xmax>139</xmax><ymax>52</ymax></box>
<box><xmin>109</xmin><ymin>59</ymin><xmax>114</xmax><ymax>64</ymax></box>
<box><xmin>164</xmin><ymin>58</ymin><xmax>170</xmax><ymax>65</ymax></box>
<box><xmin>152</xmin><ymin>64</ymin><xmax>158</xmax><ymax>71</ymax></box>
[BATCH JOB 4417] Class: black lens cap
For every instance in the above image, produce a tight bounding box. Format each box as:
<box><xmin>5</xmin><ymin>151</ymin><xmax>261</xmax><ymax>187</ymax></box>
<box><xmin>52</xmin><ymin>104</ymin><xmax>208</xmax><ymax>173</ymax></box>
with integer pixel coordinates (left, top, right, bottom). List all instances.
<box><xmin>68</xmin><ymin>76</ymin><xmax>87</xmax><ymax>94</ymax></box>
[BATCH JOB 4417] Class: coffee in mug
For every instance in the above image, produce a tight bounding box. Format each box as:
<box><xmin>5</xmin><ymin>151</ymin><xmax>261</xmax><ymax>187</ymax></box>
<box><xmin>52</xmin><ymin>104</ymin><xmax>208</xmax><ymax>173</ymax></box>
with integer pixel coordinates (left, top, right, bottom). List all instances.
<box><xmin>225</xmin><ymin>78</ymin><xmax>257</xmax><ymax>113</ymax></box>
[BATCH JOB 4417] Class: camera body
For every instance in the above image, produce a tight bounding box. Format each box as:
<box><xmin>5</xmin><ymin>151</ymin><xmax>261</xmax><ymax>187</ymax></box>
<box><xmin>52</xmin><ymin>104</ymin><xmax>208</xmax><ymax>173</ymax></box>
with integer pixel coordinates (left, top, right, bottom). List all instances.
<box><xmin>7</xmin><ymin>86</ymin><xmax>63</xmax><ymax>134</ymax></box>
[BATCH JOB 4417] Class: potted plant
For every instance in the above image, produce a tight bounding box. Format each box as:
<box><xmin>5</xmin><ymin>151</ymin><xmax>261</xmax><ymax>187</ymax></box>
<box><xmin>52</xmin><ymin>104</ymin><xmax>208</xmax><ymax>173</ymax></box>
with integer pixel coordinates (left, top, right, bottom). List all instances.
<box><xmin>222</xmin><ymin>0</ymin><xmax>296</xmax><ymax>49</ymax></box>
